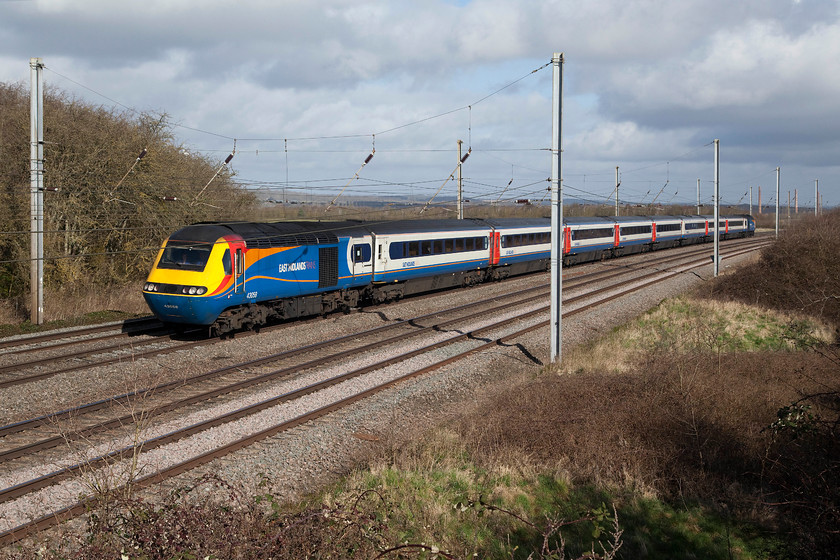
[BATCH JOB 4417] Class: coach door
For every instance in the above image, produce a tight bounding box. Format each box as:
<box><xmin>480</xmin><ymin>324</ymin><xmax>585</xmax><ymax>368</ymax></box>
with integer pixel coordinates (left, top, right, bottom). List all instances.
<box><xmin>371</xmin><ymin>233</ymin><xmax>389</xmax><ymax>281</ymax></box>
<box><xmin>352</xmin><ymin>237</ymin><xmax>373</xmax><ymax>279</ymax></box>
<box><xmin>232</xmin><ymin>243</ymin><xmax>246</xmax><ymax>294</ymax></box>
<box><xmin>489</xmin><ymin>232</ymin><xmax>501</xmax><ymax>265</ymax></box>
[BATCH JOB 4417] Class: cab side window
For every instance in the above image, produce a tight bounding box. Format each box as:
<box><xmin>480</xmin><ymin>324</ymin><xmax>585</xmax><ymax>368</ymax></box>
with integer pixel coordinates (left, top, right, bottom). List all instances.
<box><xmin>222</xmin><ymin>249</ymin><xmax>232</xmax><ymax>275</ymax></box>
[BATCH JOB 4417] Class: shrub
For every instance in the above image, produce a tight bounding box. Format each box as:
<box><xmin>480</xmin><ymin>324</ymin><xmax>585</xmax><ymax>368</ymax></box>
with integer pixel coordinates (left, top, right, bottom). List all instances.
<box><xmin>703</xmin><ymin>209</ymin><xmax>840</xmax><ymax>328</ymax></box>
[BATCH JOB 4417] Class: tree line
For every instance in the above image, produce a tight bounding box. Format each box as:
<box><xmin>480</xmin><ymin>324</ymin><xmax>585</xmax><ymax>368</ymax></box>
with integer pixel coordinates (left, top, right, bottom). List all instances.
<box><xmin>0</xmin><ymin>82</ymin><xmax>257</xmax><ymax>312</ymax></box>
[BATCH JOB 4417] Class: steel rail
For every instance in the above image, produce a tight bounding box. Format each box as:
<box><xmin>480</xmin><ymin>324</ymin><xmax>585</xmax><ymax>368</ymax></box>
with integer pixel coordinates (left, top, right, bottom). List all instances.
<box><xmin>0</xmin><ymin>317</ymin><xmax>161</xmax><ymax>352</ymax></box>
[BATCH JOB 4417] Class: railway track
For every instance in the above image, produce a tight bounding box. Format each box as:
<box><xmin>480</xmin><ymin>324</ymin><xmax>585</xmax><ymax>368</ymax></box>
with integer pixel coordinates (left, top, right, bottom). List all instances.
<box><xmin>0</xmin><ymin>316</ymin><xmax>163</xmax><ymax>353</ymax></box>
<box><xmin>0</xmin><ymin>237</ymin><xmax>769</xmax><ymax>547</ymax></box>
<box><xmin>0</xmin><ymin>237</ymin><xmax>767</xmax><ymax>435</ymax></box>
<box><xmin>0</xmin><ymin>236</ymin><xmax>766</xmax><ymax>390</ymax></box>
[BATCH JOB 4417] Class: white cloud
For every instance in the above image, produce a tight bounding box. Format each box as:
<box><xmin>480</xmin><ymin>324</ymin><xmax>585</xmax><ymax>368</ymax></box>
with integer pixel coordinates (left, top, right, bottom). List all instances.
<box><xmin>613</xmin><ymin>19</ymin><xmax>840</xmax><ymax>110</ymax></box>
<box><xmin>1</xmin><ymin>0</ymin><xmax>838</xmax><ymax>204</ymax></box>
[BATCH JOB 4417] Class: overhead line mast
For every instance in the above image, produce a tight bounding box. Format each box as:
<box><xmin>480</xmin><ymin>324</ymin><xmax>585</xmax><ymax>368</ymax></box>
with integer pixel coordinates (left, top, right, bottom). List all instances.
<box><xmin>550</xmin><ymin>52</ymin><xmax>564</xmax><ymax>363</ymax></box>
<box><xmin>30</xmin><ymin>57</ymin><xmax>45</xmax><ymax>325</ymax></box>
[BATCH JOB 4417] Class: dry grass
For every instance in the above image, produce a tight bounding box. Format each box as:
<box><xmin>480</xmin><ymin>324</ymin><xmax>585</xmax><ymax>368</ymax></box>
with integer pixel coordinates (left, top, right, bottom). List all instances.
<box><xmin>44</xmin><ymin>283</ymin><xmax>149</xmax><ymax>321</ymax></box>
<box><xmin>0</xmin><ymin>283</ymin><xmax>148</xmax><ymax>326</ymax></box>
<box><xmin>459</xmin><ymin>348</ymin><xmax>835</xmax><ymax>509</ymax></box>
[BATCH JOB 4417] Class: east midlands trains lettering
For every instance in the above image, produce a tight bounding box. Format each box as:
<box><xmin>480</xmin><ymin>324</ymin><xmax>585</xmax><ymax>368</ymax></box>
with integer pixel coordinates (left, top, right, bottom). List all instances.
<box><xmin>278</xmin><ymin>261</ymin><xmax>315</xmax><ymax>273</ymax></box>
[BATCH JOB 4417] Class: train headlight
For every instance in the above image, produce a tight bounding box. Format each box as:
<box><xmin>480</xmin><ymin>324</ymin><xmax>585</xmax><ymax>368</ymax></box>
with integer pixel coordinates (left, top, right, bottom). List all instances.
<box><xmin>178</xmin><ymin>285</ymin><xmax>207</xmax><ymax>295</ymax></box>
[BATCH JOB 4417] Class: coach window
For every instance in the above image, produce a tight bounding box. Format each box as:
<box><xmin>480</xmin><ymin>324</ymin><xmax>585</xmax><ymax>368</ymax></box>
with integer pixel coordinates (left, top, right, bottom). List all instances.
<box><xmin>455</xmin><ymin>238</ymin><xmax>465</xmax><ymax>252</ymax></box>
<box><xmin>433</xmin><ymin>240</ymin><xmax>444</xmax><ymax>254</ymax></box>
<box><xmin>445</xmin><ymin>239</ymin><xmax>454</xmax><ymax>253</ymax></box>
<box><xmin>620</xmin><ymin>225</ymin><xmax>652</xmax><ymax>236</ymax></box>
<box><xmin>657</xmin><ymin>224</ymin><xmax>681</xmax><ymax>233</ymax></box>
<box><xmin>574</xmin><ymin>228</ymin><xmax>611</xmax><ymax>240</ymax></box>
<box><xmin>421</xmin><ymin>240</ymin><xmax>433</xmax><ymax>255</ymax></box>
<box><xmin>408</xmin><ymin>241</ymin><xmax>419</xmax><ymax>257</ymax></box>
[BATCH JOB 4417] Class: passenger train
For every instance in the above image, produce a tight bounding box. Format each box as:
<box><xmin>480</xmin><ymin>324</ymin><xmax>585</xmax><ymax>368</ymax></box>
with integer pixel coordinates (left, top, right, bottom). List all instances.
<box><xmin>142</xmin><ymin>214</ymin><xmax>755</xmax><ymax>335</ymax></box>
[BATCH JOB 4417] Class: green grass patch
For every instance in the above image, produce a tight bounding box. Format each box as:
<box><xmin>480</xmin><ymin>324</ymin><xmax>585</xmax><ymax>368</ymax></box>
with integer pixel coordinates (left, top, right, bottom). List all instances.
<box><xmin>317</xmin><ymin>431</ymin><xmax>781</xmax><ymax>559</ymax></box>
<box><xmin>618</xmin><ymin>497</ymin><xmax>785</xmax><ymax>559</ymax></box>
<box><xmin>634</xmin><ymin>296</ymin><xmax>832</xmax><ymax>352</ymax></box>
<box><xmin>562</xmin><ymin>296</ymin><xmax>834</xmax><ymax>375</ymax></box>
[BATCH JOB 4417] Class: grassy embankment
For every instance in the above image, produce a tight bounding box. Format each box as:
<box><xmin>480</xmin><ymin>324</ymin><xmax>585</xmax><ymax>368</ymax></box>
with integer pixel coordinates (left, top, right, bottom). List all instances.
<box><xmin>7</xmin><ymin>211</ymin><xmax>838</xmax><ymax>559</ymax></box>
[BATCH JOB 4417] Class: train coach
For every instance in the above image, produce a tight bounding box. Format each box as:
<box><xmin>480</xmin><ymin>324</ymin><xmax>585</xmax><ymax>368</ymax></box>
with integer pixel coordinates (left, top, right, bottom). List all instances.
<box><xmin>143</xmin><ymin>214</ymin><xmax>754</xmax><ymax>335</ymax></box>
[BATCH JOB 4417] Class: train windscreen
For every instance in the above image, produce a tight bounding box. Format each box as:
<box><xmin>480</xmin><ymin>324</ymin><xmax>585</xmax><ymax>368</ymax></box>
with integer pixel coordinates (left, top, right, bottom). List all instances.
<box><xmin>158</xmin><ymin>241</ymin><xmax>213</xmax><ymax>272</ymax></box>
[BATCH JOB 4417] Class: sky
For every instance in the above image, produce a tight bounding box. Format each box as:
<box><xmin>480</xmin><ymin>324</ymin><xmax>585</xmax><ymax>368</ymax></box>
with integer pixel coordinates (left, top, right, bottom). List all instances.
<box><xmin>1</xmin><ymin>0</ymin><xmax>838</xmax><ymax>210</ymax></box>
